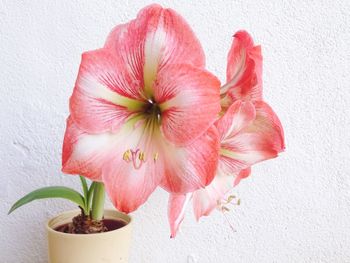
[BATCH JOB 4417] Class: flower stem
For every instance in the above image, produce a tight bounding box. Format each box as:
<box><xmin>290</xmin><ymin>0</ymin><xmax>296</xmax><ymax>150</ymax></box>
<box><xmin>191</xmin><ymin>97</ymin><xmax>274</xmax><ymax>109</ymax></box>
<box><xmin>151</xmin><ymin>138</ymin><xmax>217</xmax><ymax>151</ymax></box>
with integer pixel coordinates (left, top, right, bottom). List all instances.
<box><xmin>91</xmin><ymin>182</ymin><xmax>105</xmax><ymax>221</ymax></box>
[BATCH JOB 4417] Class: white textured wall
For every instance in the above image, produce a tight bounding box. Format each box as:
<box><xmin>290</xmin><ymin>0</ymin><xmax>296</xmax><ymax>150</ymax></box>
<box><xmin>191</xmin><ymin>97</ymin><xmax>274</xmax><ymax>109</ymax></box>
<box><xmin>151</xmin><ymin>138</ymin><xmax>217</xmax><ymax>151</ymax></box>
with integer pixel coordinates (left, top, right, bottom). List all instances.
<box><xmin>1</xmin><ymin>1</ymin><xmax>350</xmax><ymax>262</ymax></box>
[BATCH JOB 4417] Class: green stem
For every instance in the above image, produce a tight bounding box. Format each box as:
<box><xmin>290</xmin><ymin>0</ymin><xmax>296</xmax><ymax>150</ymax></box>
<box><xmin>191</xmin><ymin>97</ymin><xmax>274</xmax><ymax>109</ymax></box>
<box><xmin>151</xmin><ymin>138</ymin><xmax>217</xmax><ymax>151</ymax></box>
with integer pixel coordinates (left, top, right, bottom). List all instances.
<box><xmin>91</xmin><ymin>182</ymin><xmax>105</xmax><ymax>221</ymax></box>
<box><xmin>86</xmin><ymin>182</ymin><xmax>96</xmax><ymax>215</ymax></box>
<box><xmin>79</xmin><ymin>176</ymin><xmax>89</xmax><ymax>215</ymax></box>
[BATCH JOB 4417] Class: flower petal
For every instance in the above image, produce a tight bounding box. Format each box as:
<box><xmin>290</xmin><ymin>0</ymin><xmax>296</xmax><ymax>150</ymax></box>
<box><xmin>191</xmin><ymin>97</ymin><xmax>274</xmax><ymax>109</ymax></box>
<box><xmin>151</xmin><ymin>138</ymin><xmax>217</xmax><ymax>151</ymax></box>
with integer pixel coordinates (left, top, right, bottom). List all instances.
<box><xmin>233</xmin><ymin>167</ymin><xmax>251</xmax><ymax>186</ymax></box>
<box><xmin>219</xmin><ymin>101</ymin><xmax>285</xmax><ymax>173</ymax></box>
<box><xmin>250</xmin><ymin>100</ymin><xmax>285</xmax><ymax>152</ymax></box>
<box><xmin>70</xmin><ymin>49</ymin><xmax>145</xmax><ymax>133</ymax></box>
<box><xmin>160</xmin><ymin>126</ymin><xmax>220</xmax><ymax>194</ymax></box>
<box><xmin>105</xmin><ymin>4</ymin><xmax>205</xmax><ymax>97</ymax></box>
<box><xmin>192</xmin><ymin>172</ymin><xmax>235</xmax><ymax>220</ymax></box>
<box><xmin>62</xmin><ymin>117</ymin><xmax>117</xmax><ymax>181</ymax></box>
<box><xmin>63</xmin><ymin>115</ymin><xmax>165</xmax><ymax>213</ymax></box>
<box><xmin>192</xmin><ymin>167</ymin><xmax>251</xmax><ymax>220</ymax></box>
<box><xmin>216</xmin><ymin>100</ymin><xmax>256</xmax><ymax>141</ymax></box>
<box><xmin>100</xmin><ymin>125</ymin><xmax>166</xmax><ymax>213</ymax></box>
<box><xmin>102</xmin><ymin>152</ymin><xmax>161</xmax><ymax>213</ymax></box>
<box><xmin>157</xmin><ymin>65</ymin><xmax>221</xmax><ymax>146</ymax></box>
<box><xmin>168</xmin><ymin>193</ymin><xmax>192</xmax><ymax>238</ymax></box>
<box><xmin>220</xmin><ymin>30</ymin><xmax>262</xmax><ymax>107</ymax></box>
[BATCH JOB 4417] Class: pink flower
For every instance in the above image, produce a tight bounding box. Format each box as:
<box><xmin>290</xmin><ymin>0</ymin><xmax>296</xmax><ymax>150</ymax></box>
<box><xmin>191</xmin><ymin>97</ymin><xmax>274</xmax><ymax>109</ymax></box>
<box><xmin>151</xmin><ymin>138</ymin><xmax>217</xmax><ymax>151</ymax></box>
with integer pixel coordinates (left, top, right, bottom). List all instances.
<box><xmin>168</xmin><ymin>31</ymin><xmax>285</xmax><ymax>238</ymax></box>
<box><xmin>220</xmin><ymin>30</ymin><xmax>263</xmax><ymax>110</ymax></box>
<box><xmin>62</xmin><ymin>4</ymin><xmax>221</xmax><ymax>213</ymax></box>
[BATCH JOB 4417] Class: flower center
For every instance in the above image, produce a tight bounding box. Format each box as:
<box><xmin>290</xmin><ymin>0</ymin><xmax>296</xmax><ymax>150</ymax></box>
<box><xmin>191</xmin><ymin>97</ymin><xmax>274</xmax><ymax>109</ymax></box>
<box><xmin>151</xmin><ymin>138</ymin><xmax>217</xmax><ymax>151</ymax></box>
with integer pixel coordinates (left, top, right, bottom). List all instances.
<box><xmin>143</xmin><ymin>98</ymin><xmax>161</xmax><ymax>122</ymax></box>
<box><xmin>122</xmin><ymin>98</ymin><xmax>162</xmax><ymax>170</ymax></box>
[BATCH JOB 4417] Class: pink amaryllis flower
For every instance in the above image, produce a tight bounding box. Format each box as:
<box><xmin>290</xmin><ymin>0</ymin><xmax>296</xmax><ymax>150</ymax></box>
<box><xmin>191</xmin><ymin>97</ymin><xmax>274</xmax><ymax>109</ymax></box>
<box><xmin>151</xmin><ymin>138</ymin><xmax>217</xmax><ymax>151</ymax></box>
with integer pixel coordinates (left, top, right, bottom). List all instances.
<box><xmin>168</xmin><ymin>31</ymin><xmax>285</xmax><ymax>237</ymax></box>
<box><xmin>62</xmin><ymin>4</ymin><xmax>221</xmax><ymax>213</ymax></box>
<box><xmin>220</xmin><ymin>30</ymin><xmax>263</xmax><ymax>110</ymax></box>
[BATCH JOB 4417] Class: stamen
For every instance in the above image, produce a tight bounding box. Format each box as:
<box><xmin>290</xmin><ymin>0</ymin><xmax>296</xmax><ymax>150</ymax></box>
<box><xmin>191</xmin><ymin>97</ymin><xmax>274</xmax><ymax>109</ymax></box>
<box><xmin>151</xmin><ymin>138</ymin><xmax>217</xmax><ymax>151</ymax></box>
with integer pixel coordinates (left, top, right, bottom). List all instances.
<box><xmin>139</xmin><ymin>151</ymin><xmax>146</xmax><ymax>161</ymax></box>
<box><xmin>217</xmin><ymin>195</ymin><xmax>239</xmax><ymax>234</ymax></box>
<box><xmin>122</xmin><ymin>149</ymin><xmax>147</xmax><ymax>170</ymax></box>
<box><xmin>222</xmin><ymin>210</ymin><xmax>236</xmax><ymax>233</ymax></box>
<box><xmin>153</xmin><ymin>152</ymin><xmax>159</xmax><ymax>162</ymax></box>
<box><xmin>221</xmin><ymin>195</ymin><xmax>241</xmax><ymax>206</ymax></box>
<box><xmin>216</xmin><ymin>195</ymin><xmax>241</xmax><ymax>213</ymax></box>
<box><xmin>122</xmin><ymin>99</ymin><xmax>162</xmax><ymax>170</ymax></box>
<box><xmin>123</xmin><ymin>150</ymin><xmax>131</xmax><ymax>162</ymax></box>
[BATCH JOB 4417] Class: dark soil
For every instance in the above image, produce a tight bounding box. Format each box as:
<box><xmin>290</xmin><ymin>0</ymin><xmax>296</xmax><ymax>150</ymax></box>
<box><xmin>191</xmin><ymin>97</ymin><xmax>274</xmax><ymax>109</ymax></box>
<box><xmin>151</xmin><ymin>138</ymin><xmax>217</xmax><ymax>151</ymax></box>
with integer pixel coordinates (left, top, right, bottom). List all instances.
<box><xmin>54</xmin><ymin>214</ymin><xmax>127</xmax><ymax>234</ymax></box>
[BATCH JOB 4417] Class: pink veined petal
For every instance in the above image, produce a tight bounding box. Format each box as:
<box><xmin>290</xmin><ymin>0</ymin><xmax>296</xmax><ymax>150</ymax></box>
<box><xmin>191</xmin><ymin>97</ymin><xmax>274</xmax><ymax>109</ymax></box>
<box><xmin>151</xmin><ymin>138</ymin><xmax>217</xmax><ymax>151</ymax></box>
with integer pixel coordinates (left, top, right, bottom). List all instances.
<box><xmin>160</xmin><ymin>126</ymin><xmax>220</xmax><ymax>194</ymax></box>
<box><xmin>192</xmin><ymin>166</ymin><xmax>251</xmax><ymax>221</ymax></box>
<box><xmin>156</xmin><ymin>64</ymin><xmax>221</xmax><ymax>146</ymax></box>
<box><xmin>216</xmin><ymin>100</ymin><xmax>256</xmax><ymax>141</ymax></box>
<box><xmin>192</xmin><ymin>171</ymin><xmax>236</xmax><ymax>220</ymax></box>
<box><xmin>216</xmin><ymin>100</ymin><xmax>255</xmax><ymax>174</ymax></box>
<box><xmin>168</xmin><ymin>193</ymin><xmax>192</xmax><ymax>238</ymax></box>
<box><xmin>105</xmin><ymin>4</ymin><xmax>205</xmax><ymax>97</ymax></box>
<box><xmin>102</xmin><ymin>152</ymin><xmax>161</xmax><ymax>213</ymax></box>
<box><xmin>62</xmin><ymin>117</ymin><xmax>116</xmax><ymax>181</ymax></box>
<box><xmin>248</xmin><ymin>45</ymin><xmax>263</xmax><ymax>88</ymax></box>
<box><xmin>101</xmin><ymin>124</ymin><xmax>165</xmax><ymax>213</ymax></box>
<box><xmin>219</xmin><ymin>101</ymin><xmax>285</xmax><ymax>173</ymax></box>
<box><xmin>233</xmin><ymin>167</ymin><xmax>251</xmax><ymax>186</ymax></box>
<box><xmin>70</xmin><ymin>49</ymin><xmax>146</xmax><ymax>134</ymax></box>
<box><xmin>104</xmin><ymin>122</ymin><xmax>218</xmax><ymax>212</ymax></box>
<box><xmin>250</xmin><ymin>100</ymin><xmax>285</xmax><ymax>151</ymax></box>
<box><xmin>221</xmin><ymin>30</ymin><xmax>262</xmax><ymax>106</ymax></box>
<box><xmin>227</xmin><ymin>51</ymin><xmax>262</xmax><ymax>102</ymax></box>
<box><xmin>63</xmin><ymin>115</ymin><xmax>164</xmax><ymax>213</ymax></box>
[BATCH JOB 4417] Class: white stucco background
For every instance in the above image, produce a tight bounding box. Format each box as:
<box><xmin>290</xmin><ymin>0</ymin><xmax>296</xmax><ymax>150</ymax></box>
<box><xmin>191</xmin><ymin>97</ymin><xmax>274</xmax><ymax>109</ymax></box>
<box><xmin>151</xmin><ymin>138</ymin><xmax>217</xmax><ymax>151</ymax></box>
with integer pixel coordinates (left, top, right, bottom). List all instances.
<box><xmin>1</xmin><ymin>1</ymin><xmax>350</xmax><ymax>262</ymax></box>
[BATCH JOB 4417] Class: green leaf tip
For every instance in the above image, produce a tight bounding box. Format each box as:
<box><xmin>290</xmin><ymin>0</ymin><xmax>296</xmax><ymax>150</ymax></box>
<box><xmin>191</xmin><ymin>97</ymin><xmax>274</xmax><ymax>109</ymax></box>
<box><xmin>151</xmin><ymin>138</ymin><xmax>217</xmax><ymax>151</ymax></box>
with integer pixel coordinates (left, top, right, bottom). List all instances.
<box><xmin>8</xmin><ymin>186</ymin><xmax>85</xmax><ymax>215</ymax></box>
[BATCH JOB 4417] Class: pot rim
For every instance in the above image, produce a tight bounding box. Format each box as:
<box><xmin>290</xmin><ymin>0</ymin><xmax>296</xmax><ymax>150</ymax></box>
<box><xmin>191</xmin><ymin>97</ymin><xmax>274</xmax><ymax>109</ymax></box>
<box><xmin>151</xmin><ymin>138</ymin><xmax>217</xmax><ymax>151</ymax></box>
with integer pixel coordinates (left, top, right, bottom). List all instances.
<box><xmin>46</xmin><ymin>209</ymin><xmax>132</xmax><ymax>237</ymax></box>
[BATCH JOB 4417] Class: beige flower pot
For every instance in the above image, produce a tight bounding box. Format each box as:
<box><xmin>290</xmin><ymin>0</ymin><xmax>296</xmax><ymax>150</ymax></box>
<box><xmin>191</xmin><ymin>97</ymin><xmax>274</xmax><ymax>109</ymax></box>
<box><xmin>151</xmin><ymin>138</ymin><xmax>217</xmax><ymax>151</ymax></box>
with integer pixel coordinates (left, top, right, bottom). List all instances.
<box><xmin>46</xmin><ymin>209</ymin><xmax>132</xmax><ymax>263</ymax></box>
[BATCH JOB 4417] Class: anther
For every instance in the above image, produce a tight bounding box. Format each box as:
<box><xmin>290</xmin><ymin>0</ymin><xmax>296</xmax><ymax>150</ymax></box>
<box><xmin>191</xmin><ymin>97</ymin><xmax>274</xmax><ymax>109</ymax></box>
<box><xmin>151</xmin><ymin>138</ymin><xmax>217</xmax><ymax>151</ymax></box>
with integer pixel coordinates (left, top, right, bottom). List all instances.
<box><xmin>139</xmin><ymin>151</ymin><xmax>146</xmax><ymax>161</ymax></box>
<box><xmin>123</xmin><ymin>150</ymin><xmax>131</xmax><ymax>162</ymax></box>
<box><xmin>153</xmin><ymin>152</ymin><xmax>159</xmax><ymax>162</ymax></box>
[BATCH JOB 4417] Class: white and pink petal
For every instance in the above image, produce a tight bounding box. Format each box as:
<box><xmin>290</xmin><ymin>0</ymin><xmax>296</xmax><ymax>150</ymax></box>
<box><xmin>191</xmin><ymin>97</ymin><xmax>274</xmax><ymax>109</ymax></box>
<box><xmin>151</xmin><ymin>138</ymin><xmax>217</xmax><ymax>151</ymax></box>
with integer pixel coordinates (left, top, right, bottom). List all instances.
<box><xmin>160</xmin><ymin>126</ymin><xmax>220</xmax><ymax>194</ymax></box>
<box><xmin>192</xmin><ymin>172</ymin><xmax>235</xmax><ymax>220</ymax></box>
<box><xmin>216</xmin><ymin>100</ymin><xmax>256</xmax><ymax>142</ymax></box>
<box><xmin>192</xmin><ymin>167</ymin><xmax>252</xmax><ymax>221</ymax></box>
<box><xmin>62</xmin><ymin>116</ymin><xmax>117</xmax><ymax>181</ymax></box>
<box><xmin>105</xmin><ymin>4</ymin><xmax>206</xmax><ymax>96</ymax></box>
<box><xmin>156</xmin><ymin>64</ymin><xmax>221</xmax><ymax>146</ymax></box>
<box><xmin>100</xmin><ymin>123</ymin><xmax>166</xmax><ymax>213</ymax></box>
<box><xmin>218</xmin><ymin>101</ymin><xmax>285</xmax><ymax>173</ymax></box>
<box><xmin>168</xmin><ymin>193</ymin><xmax>192</xmax><ymax>238</ymax></box>
<box><xmin>233</xmin><ymin>167</ymin><xmax>251</xmax><ymax>186</ymax></box>
<box><xmin>70</xmin><ymin>49</ymin><xmax>145</xmax><ymax>134</ymax></box>
<box><xmin>102</xmin><ymin>149</ymin><xmax>161</xmax><ymax>213</ymax></box>
<box><xmin>63</xmin><ymin>116</ymin><xmax>164</xmax><ymax>213</ymax></box>
<box><xmin>221</xmin><ymin>30</ymin><xmax>263</xmax><ymax>106</ymax></box>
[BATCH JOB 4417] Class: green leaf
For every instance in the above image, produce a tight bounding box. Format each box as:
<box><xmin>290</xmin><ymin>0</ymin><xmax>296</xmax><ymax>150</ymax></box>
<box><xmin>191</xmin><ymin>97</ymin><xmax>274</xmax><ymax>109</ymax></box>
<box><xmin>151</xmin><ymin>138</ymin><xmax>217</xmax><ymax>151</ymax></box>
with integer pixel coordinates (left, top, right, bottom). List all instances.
<box><xmin>79</xmin><ymin>176</ymin><xmax>90</xmax><ymax>215</ymax></box>
<box><xmin>79</xmin><ymin>176</ymin><xmax>88</xmax><ymax>204</ymax></box>
<box><xmin>8</xmin><ymin>186</ymin><xmax>85</xmax><ymax>214</ymax></box>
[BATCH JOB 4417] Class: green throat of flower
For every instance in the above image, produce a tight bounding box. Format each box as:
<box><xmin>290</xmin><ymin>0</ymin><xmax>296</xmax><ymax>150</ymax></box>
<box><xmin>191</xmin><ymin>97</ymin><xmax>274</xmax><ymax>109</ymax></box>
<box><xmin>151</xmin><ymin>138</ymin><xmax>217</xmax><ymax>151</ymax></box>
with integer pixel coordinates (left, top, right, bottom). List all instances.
<box><xmin>144</xmin><ymin>98</ymin><xmax>162</xmax><ymax>123</ymax></box>
<box><xmin>122</xmin><ymin>98</ymin><xmax>162</xmax><ymax>170</ymax></box>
